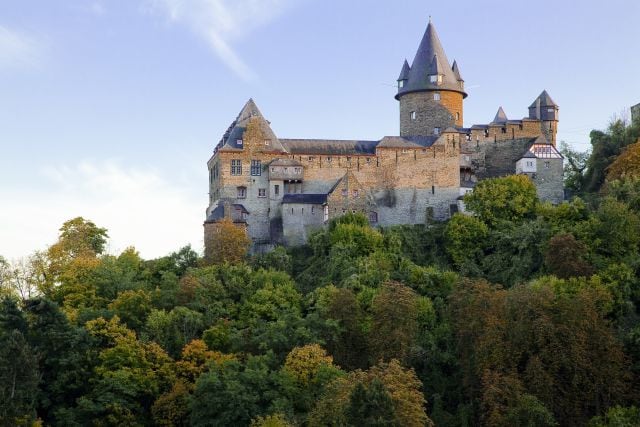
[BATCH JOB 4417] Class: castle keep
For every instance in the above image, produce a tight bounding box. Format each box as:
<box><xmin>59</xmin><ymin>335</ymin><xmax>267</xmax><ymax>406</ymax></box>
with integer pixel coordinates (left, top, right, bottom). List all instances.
<box><xmin>204</xmin><ymin>20</ymin><xmax>563</xmax><ymax>255</ymax></box>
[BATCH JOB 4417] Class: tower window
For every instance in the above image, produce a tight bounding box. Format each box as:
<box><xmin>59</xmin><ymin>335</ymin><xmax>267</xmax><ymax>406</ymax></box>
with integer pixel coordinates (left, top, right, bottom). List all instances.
<box><xmin>410</xmin><ymin>111</ymin><xmax>417</xmax><ymax>120</ymax></box>
<box><xmin>231</xmin><ymin>159</ymin><xmax>242</xmax><ymax>175</ymax></box>
<box><xmin>456</xmin><ymin>112</ymin><xmax>460</xmax><ymax>121</ymax></box>
<box><xmin>429</xmin><ymin>74</ymin><xmax>443</xmax><ymax>84</ymax></box>
<box><xmin>398</xmin><ymin>80</ymin><xmax>405</xmax><ymax>88</ymax></box>
<box><xmin>264</xmin><ymin>139</ymin><xmax>271</xmax><ymax>146</ymax></box>
<box><xmin>433</xmin><ymin>93</ymin><xmax>441</xmax><ymax>101</ymax></box>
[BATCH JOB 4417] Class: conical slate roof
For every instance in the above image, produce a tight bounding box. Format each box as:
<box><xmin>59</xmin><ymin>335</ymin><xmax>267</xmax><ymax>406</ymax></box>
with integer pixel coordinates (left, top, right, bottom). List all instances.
<box><xmin>452</xmin><ymin>60</ymin><xmax>463</xmax><ymax>81</ymax></box>
<box><xmin>218</xmin><ymin>99</ymin><xmax>286</xmax><ymax>152</ymax></box>
<box><xmin>398</xmin><ymin>60</ymin><xmax>410</xmax><ymax>81</ymax></box>
<box><xmin>396</xmin><ymin>20</ymin><xmax>467</xmax><ymax>99</ymax></box>
<box><xmin>529</xmin><ymin>90</ymin><xmax>557</xmax><ymax>108</ymax></box>
<box><xmin>492</xmin><ymin>107</ymin><xmax>508</xmax><ymax>124</ymax></box>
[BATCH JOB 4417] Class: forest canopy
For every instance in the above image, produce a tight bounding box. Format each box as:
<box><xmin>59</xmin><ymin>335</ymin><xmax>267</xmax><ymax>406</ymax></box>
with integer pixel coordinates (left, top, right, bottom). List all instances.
<box><xmin>2</xmin><ymin>117</ymin><xmax>640</xmax><ymax>426</ymax></box>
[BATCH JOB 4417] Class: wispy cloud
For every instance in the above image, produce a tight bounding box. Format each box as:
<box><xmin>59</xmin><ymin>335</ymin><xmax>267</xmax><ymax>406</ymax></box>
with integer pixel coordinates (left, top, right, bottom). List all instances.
<box><xmin>0</xmin><ymin>25</ymin><xmax>41</xmax><ymax>69</ymax></box>
<box><xmin>145</xmin><ymin>0</ymin><xmax>295</xmax><ymax>81</ymax></box>
<box><xmin>0</xmin><ymin>161</ymin><xmax>205</xmax><ymax>260</ymax></box>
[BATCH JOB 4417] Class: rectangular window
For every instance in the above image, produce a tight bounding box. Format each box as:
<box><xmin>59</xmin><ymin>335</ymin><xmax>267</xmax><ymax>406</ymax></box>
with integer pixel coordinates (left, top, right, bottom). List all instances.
<box><xmin>237</xmin><ymin>187</ymin><xmax>246</xmax><ymax>198</ymax></box>
<box><xmin>327</xmin><ymin>157</ymin><xmax>332</xmax><ymax>162</ymax></box>
<box><xmin>237</xmin><ymin>139</ymin><xmax>243</xmax><ymax>147</ymax></box>
<box><xmin>231</xmin><ymin>159</ymin><xmax>242</xmax><ymax>175</ymax></box>
<box><xmin>308</xmin><ymin>156</ymin><xmax>314</xmax><ymax>162</ymax></box>
<box><xmin>353</xmin><ymin>190</ymin><xmax>359</xmax><ymax>197</ymax></box>
<box><xmin>274</xmin><ymin>184</ymin><xmax>279</xmax><ymax>195</ymax></box>
<box><xmin>251</xmin><ymin>160</ymin><xmax>261</xmax><ymax>176</ymax></box>
<box><xmin>433</xmin><ymin>93</ymin><xmax>441</xmax><ymax>101</ymax></box>
<box><xmin>264</xmin><ymin>139</ymin><xmax>271</xmax><ymax>146</ymax></box>
<box><xmin>398</xmin><ymin>80</ymin><xmax>404</xmax><ymax>88</ymax></box>
<box><xmin>410</xmin><ymin>111</ymin><xmax>417</xmax><ymax>120</ymax></box>
<box><xmin>366</xmin><ymin>157</ymin><xmax>371</xmax><ymax>164</ymax></box>
<box><xmin>544</xmin><ymin>161</ymin><xmax>550</xmax><ymax>169</ymax></box>
<box><xmin>433</xmin><ymin>127</ymin><xmax>441</xmax><ymax>135</ymax></box>
<box><xmin>342</xmin><ymin>189</ymin><xmax>348</xmax><ymax>197</ymax></box>
<box><xmin>258</xmin><ymin>188</ymin><xmax>266</xmax><ymax>197</ymax></box>
<box><xmin>346</xmin><ymin>156</ymin><xmax>352</xmax><ymax>162</ymax></box>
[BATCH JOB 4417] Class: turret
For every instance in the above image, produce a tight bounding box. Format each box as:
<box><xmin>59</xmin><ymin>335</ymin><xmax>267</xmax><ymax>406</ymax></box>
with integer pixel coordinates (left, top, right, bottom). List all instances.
<box><xmin>528</xmin><ymin>90</ymin><xmax>559</xmax><ymax>145</ymax></box>
<box><xmin>396</xmin><ymin>19</ymin><xmax>466</xmax><ymax>136</ymax></box>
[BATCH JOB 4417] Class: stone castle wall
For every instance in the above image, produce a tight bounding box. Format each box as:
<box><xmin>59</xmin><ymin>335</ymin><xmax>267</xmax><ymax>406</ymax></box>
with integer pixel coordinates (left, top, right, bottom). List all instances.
<box><xmin>400</xmin><ymin>91</ymin><xmax>463</xmax><ymax>136</ymax></box>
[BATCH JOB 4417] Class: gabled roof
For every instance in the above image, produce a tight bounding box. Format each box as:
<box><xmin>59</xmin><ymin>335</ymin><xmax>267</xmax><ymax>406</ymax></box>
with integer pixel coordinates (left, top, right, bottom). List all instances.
<box><xmin>396</xmin><ymin>20</ymin><xmax>467</xmax><ymax>99</ymax></box>
<box><xmin>529</xmin><ymin>90</ymin><xmax>557</xmax><ymax>108</ymax></box>
<box><xmin>280</xmin><ymin>139</ymin><xmax>378</xmax><ymax>155</ymax></box>
<box><xmin>205</xmin><ymin>203</ymin><xmax>249</xmax><ymax>223</ymax></box>
<box><xmin>216</xmin><ymin>99</ymin><xmax>287</xmax><ymax>153</ymax></box>
<box><xmin>521</xmin><ymin>136</ymin><xmax>563</xmax><ymax>160</ymax></box>
<box><xmin>492</xmin><ymin>107</ymin><xmax>508</xmax><ymax>124</ymax></box>
<box><xmin>282</xmin><ymin>194</ymin><xmax>327</xmax><ymax>204</ymax></box>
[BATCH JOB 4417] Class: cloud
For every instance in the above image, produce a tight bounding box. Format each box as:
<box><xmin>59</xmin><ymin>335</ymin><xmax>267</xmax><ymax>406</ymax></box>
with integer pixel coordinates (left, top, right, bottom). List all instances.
<box><xmin>0</xmin><ymin>160</ymin><xmax>205</xmax><ymax>261</ymax></box>
<box><xmin>0</xmin><ymin>25</ymin><xmax>41</xmax><ymax>69</ymax></box>
<box><xmin>145</xmin><ymin>0</ymin><xmax>295</xmax><ymax>80</ymax></box>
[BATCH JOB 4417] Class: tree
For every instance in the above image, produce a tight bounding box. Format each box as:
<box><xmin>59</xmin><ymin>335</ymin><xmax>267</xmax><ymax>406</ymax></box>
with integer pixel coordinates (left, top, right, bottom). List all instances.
<box><xmin>309</xmin><ymin>360</ymin><xmax>431</xmax><ymax>427</ymax></box>
<box><xmin>204</xmin><ymin>218</ymin><xmax>251</xmax><ymax>265</ymax></box>
<box><xmin>444</xmin><ymin>213</ymin><xmax>488</xmax><ymax>270</ymax></box>
<box><xmin>588</xmin><ymin>406</ymin><xmax>640</xmax><ymax>427</ymax></box>
<box><xmin>346</xmin><ymin>379</ymin><xmax>396</xmax><ymax>426</ymax></box>
<box><xmin>0</xmin><ymin>298</ymin><xmax>39</xmax><ymax>425</ymax></box>
<box><xmin>108</xmin><ymin>289</ymin><xmax>153</xmax><ymax>331</ymax></box>
<box><xmin>582</xmin><ymin>118</ymin><xmax>640</xmax><ymax>193</ymax></box>
<box><xmin>463</xmin><ymin>175</ymin><xmax>539</xmax><ymax>226</ymax></box>
<box><xmin>544</xmin><ymin>233</ymin><xmax>593</xmax><ymax>278</ymax></box>
<box><xmin>560</xmin><ymin>141</ymin><xmax>589</xmax><ymax>194</ymax></box>
<box><xmin>606</xmin><ymin>141</ymin><xmax>640</xmax><ymax>181</ymax></box>
<box><xmin>190</xmin><ymin>355</ymin><xmax>289</xmax><ymax>427</ymax></box>
<box><xmin>450</xmin><ymin>279</ymin><xmax>630</xmax><ymax>426</ymax></box>
<box><xmin>370</xmin><ymin>282</ymin><xmax>419</xmax><ymax>363</ymax></box>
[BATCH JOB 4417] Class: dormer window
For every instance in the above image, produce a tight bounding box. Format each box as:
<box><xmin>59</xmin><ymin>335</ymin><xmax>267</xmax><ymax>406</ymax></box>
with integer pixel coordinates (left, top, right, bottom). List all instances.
<box><xmin>237</xmin><ymin>139</ymin><xmax>243</xmax><ymax>147</ymax></box>
<box><xmin>429</xmin><ymin>74</ymin><xmax>443</xmax><ymax>84</ymax></box>
<box><xmin>398</xmin><ymin>80</ymin><xmax>405</xmax><ymax>88</ymax></box>
<box><xmin>433</xmin><ymin>127</ymin><xmax>441</xmax><ymax>135</ymax></box>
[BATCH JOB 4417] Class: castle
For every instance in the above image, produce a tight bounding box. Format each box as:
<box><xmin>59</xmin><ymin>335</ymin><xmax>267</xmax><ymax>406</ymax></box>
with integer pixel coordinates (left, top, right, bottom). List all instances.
<box><xmin>204</xmin><ymin>20</ymin><xmax>564</xmax><ymax>255</ymax></box>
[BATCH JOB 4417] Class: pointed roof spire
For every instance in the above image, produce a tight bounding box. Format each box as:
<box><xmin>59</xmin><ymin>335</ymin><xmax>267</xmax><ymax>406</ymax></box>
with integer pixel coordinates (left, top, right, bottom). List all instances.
<box><xmin>529</xmin><ymin>90</ymin><xmax>557</xmax><ymax>108</ymax></box>
<box><xmin>452</xmin><ymin>60</ymin><xmax>463</xmax><ymax>81</ymax></box>
<box><xmin>218</xmin><ymin>99</ymin><xmax>287</xmax><ymax>152</ymax></box>
<box><xmin>397</xmin><ymin>59</ymin><xmax>410</xmax><ymax>81</ymax></box>
<box><xmin>396</xmin><ymin>19</ymin><xmax>467</xmax><ymax>99</ymax></box>
<box><xmin>492</xmin><ymin>107</ymin><xmax>508</xmax><ymax>124</ymax></box>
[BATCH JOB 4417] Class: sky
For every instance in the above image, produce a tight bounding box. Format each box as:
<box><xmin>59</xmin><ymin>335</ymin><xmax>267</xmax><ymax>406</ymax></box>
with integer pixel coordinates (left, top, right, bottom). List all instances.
<box><xmin>1</xmin><ymin>0</ymin><xmax>639</xmax><ymax>260</ymax></box>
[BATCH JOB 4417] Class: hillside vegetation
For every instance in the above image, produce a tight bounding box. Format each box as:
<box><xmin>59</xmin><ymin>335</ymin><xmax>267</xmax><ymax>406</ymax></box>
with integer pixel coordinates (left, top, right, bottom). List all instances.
<box><xmin>2</xmin><ymin>118</ymin><xmax>640</xmax><ymax>426</ymax></box>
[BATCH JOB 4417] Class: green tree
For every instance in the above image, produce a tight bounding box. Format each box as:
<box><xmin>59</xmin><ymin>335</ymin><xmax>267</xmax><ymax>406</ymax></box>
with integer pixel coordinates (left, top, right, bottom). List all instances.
<box><xmin>463</xmin><ymin>175</ymin><xmax>539</xmax><ymax>226</ymax></box>
<box><xmin>346</xmin><ymin>379</ymin><xmax>396</xmax><ymax>426</ymax></box>
<box><xmin>0</xmin><ymin>298</ymin><xmax>39</xmax><ymax>425</ymax></box>
<box><xmin>445</xmin><ymin>213</ymin><xmax>488</xmax><ymax>271</ymax></box>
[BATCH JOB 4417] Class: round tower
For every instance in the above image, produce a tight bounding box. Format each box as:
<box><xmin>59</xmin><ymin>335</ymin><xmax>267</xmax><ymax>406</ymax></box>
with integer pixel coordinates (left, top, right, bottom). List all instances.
<box><xmin>396</xmin><ymin>20</ymin><xmax>467</xmax><ymax>137</ymax></box>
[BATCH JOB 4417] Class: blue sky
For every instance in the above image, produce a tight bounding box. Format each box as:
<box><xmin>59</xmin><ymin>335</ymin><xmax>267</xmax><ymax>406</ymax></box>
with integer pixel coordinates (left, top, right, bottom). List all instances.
<box><xmin>1</xmin><ymin>0</ymin><xmax>639</xmax><ymax>260</ymax></box>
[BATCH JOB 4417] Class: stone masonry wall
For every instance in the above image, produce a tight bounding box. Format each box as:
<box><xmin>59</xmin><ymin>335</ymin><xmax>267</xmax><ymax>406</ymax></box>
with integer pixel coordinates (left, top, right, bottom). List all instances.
<box><xmin>533</xmin><ymin>157</ymin><xmax>564</xmax><ymax>204</ymax></box>
<box><xmin>400</xmin><ymin>91</ymin><xmax>463</xmax><ymax>136</ymax></box>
